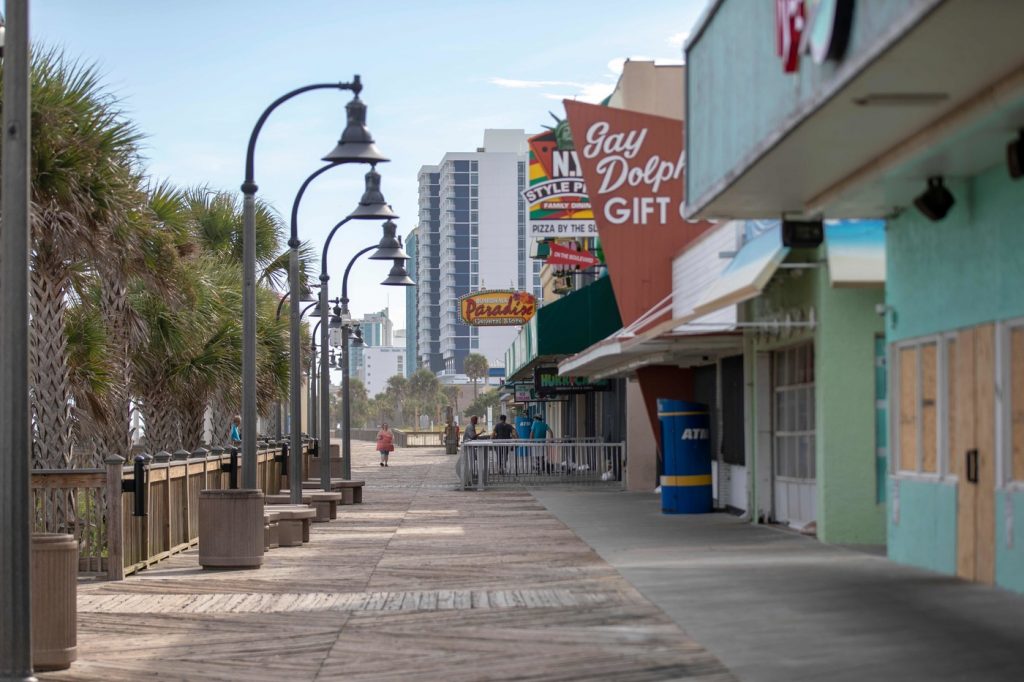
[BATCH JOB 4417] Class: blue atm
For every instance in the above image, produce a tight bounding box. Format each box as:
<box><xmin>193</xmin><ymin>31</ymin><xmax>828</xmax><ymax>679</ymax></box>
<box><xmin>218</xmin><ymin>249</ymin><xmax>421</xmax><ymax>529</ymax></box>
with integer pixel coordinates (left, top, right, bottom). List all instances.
<box><xmin>657</xmin><ymin>398</ymin><xmax>712</xmax><ymax>514</ymax></box>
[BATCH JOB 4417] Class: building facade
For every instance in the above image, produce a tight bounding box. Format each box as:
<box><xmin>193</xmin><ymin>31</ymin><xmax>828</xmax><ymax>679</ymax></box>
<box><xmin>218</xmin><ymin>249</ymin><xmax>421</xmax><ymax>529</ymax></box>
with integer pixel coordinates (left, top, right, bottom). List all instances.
<box><xmin>404</xmin><ymin>228</ymin><xmax>418</xmax><ymax>377</ymax></box>
<box><xmin>685</xmin><ymin>0</ymin><xmax>1024</xmax><ymax>587</ymax></box>
<box><xmin>416</xmin><ymin>130</ymin><xmax>538</xmax><ymax>379</ymax></box>
<box><xmin>349</xmin><ymin>308</ymin><xmax>393</xmax><ymax>379</ymax></box>
<box><xmin>361</xmin><ymin>345</ymin><xmax>405</xmax><ymax>398</ymax></box>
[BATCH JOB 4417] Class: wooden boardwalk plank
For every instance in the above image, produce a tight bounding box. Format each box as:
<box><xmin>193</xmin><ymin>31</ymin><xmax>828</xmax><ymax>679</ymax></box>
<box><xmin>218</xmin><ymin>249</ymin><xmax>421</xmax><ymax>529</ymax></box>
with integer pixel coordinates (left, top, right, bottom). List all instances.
<box><xmin>41</xmin><ymin>442</ymin><xmax>733</xmax><ymax>681</ymax></box>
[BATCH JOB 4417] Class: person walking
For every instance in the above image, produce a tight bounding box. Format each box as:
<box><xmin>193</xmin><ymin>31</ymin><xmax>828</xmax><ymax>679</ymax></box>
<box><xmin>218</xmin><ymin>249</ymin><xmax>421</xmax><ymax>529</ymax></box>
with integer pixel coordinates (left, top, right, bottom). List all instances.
<box><xmin>530</xmin><ymin>414</ymin><xmax>554</xmax><ymax>473</ymax></box>
<box><xmin>492</xmin><ymin>414</ymin><xmax>516</xmax><ymax>474</ymax></box>
<box><xmin>376</xmin><ymin>423</ymin><xmax>394</xmax><ymax>467</ymax></box>
<box><xmin>230</xmin><ymin>415</ymin><xmax>242</xmax><ymax>447</ymax></box>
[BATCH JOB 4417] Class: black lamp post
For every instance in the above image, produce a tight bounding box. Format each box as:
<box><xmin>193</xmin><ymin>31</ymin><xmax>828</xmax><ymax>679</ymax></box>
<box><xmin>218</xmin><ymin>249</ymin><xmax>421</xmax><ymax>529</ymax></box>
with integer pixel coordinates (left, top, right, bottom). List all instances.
<box><xmin>274</xmin><ymin>287</ymin><xmax>318</xmax><ymax>439</ymax></box>
<box><xmin>281</xmin><ymin>93</ymin><xmax>389</xmax><ymax>505</ymax></box>
<box><xmin>241</xmin><ymin>75</ymin><xmax>386</xmax><ymax>494</ymax></box>
<box><xmin>335</xmin><ymin>238</ymin><xmax>414</xmax><ymax>481</ymax></box>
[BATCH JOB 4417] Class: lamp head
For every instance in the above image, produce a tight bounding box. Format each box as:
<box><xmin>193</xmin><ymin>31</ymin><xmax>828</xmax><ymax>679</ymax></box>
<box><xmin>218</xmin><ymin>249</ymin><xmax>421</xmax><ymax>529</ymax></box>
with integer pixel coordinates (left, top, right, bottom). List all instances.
<box><xmin>322</xmin><ymin>94</ymin><xmax>390</xmax><ymax>164</ymax></box>
<box><xmin>352</xmin><ymin>328</ymin><xmax>365</xmax><ymax>347</ymax></box>
<box><xmin>381</xmin><ymin>258</ymin><xmax>415</xmax><ymax>287</ymax></box>
<box><xmin>369</xmin><ymin>219</ymin><xmax>409</xmax><ymax>260</ymax></box>
<box><xmin>913</xmin><ymin>176</ymin><xmax>955</xmax><ymax>221</ymax></box>
<box><xmin>299</xmin><ymin>282</ymin><xmax>318</xmax><ymax>303</ymax></box>
<box><xmin>348</xmin><ymin>166</ymin><xmax>400</xmax><ymax>220</ymax></box>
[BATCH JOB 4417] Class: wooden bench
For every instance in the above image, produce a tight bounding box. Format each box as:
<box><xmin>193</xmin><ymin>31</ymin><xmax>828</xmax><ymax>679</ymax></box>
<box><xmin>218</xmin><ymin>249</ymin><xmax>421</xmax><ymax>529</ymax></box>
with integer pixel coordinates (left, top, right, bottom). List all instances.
<box><xmin>264</xmin><ymin>511</ymin><xmax>281</xmax><ymax>550</ymax></box>
<box><xmin>266</xmin><ymin>505</ymin><xmax>316</xmax><ymax>546</ymax></box>
<box><xmin>276</xmin><ymin>490</ymin><xmax>343</xmax><ymax>521</ymax></box>
<box><xmin>301</xmin><ymin>479</ymin><xmax>364</xmax><ymax>504</ymax></box>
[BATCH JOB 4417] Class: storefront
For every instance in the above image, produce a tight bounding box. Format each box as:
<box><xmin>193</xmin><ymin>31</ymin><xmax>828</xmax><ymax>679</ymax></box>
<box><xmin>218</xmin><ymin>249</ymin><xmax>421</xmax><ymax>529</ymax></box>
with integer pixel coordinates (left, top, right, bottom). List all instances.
<box><xmin>685</xmin><ymin>0</ymin><xmax>1024</xmax><ymax>587</ymax></box>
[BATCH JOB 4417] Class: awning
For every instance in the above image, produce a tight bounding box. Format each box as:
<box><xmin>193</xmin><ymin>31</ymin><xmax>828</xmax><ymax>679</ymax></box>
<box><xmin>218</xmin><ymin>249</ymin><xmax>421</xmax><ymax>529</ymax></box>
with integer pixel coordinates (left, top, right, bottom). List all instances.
<box><xmin>505</xmin><ymin>276</ymin><xmax>622</xmax><ymax>381</ymax></box>
<box><xmin>825</xmin><ymin>220</ymin><xmax>886</xmax><ymax>287</ymax></box>
<box><xmin>559</xmin><ymin>329</ymin><xmax>742</xmax><ymax>380</ymax></box>
<box><xmin>690</xmin><ymin>224</ymin><xmax>788</xmax><ymax>319</ymax></box>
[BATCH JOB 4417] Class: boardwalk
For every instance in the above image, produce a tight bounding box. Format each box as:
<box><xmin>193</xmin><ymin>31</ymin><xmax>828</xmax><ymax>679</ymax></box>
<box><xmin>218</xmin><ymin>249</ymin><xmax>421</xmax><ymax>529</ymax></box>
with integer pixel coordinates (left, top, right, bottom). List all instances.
<box><xmin>43</xmin><ymin>442</ymin><xmax>733</xmax><ymax>681</ymax></box>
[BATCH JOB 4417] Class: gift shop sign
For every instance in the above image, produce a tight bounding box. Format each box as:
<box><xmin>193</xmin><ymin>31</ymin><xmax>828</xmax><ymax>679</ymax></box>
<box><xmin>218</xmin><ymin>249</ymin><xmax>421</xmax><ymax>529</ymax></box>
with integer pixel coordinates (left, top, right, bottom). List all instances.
<box><xmin>567</xmin><ymin>105</ymin><xmax>687</xmax><ymax>228</ymax></box>
<box><xmin>459</xmin><ymin>290</ymin><xmax>537</xmax><ymax>326</ymax></box>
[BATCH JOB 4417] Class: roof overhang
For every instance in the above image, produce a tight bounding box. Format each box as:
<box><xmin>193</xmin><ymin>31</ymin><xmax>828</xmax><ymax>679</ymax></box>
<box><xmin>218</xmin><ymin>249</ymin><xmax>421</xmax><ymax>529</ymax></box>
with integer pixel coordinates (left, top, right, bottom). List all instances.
<box><xmin>559</xmin><ymin>330</ymin><xmax>743</xmax><ymax>380</ymax></box>
<box><xmin>687</xmin><ymin>0</ymin><xmax>1024</xmax><ymax>220</ymax></box>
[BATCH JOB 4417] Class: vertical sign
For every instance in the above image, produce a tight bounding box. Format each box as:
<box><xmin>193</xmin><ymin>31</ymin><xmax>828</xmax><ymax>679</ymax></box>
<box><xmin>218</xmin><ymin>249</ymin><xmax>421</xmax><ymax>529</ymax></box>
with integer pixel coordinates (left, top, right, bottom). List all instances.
<box><xmin>522</xmin><ymin>117</ymin><xmax>597</xmax><ymax>238</ymax></box>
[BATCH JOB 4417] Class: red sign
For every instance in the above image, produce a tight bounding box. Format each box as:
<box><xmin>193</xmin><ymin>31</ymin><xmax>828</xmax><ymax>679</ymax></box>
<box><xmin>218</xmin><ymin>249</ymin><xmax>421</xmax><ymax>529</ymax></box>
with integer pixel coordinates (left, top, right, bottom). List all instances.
<box><xmin>458</xmin><ymin>290</ymin><xmax>536</xmax><ymax>326</ymax></box>
<box><xmin>775</xmin><ymin>0</ymin><xmax>805</xmax><ymax>73</ymax></box>
<box><xmin>546</xmin><ymin>242</ymin><xmax>600</xmax><ymax>269</ymax></box>
<box><xmin>564</xmin><ymin>100</ymin><xmax>714</xmax><ymax>328</ymax></box>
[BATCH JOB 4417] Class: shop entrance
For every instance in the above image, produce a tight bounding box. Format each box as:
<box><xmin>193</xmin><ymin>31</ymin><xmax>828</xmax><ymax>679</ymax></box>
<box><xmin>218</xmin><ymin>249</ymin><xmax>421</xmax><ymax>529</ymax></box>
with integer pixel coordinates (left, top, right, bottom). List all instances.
<box><xmin>772</xmin><ymin>343</ymin><xmax>817</xmax><ymax>527</ymax></box>
<box><xmin>952</xmin><ymin>325</ymin><xmax>996</xmax><ymax>584</ymax></box>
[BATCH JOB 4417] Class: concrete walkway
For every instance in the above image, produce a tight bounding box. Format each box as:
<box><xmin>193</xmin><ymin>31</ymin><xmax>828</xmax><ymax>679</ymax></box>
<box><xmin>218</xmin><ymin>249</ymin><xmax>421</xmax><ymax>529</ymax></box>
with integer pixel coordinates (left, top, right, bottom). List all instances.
<box><xmin>532</xmin><ymin>488</ymin><xmax>1024</xmax><ymax>682</ymax></box>
<box><xmin>43</xmin><ymin>445</ymin><xmax>731</xmax><ymax>681</ymax></box>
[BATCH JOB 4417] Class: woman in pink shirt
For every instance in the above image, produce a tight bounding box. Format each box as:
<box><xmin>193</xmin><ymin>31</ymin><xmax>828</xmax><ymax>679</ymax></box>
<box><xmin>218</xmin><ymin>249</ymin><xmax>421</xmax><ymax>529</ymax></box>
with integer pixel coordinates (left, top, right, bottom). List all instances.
<box><xmin>376</xmin><ymin>423</ymin><xmax>395</xmax><ymax>467</ymax></box>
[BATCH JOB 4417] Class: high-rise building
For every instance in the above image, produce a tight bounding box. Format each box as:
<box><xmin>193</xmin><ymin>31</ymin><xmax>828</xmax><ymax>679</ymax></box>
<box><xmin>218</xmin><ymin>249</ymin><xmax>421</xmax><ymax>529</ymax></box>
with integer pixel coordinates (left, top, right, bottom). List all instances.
<box><xmin>349</xmin><ymin>308</ymin><xmax>393</xmax><ymax>378</ymax></box>
<box><xmin>404</xmin><ymin>229</ymin><xmax>418</xmax><ymax>378</ymax></box>
<box><xmin>361</xmin><ymin>345</ymin><xmax>405</xmax><ymax>397</ymax></box>
<box><xmin>416</xmin><ymin>129</ymin><xmax>540</xmax><ymax>379</ymax></box>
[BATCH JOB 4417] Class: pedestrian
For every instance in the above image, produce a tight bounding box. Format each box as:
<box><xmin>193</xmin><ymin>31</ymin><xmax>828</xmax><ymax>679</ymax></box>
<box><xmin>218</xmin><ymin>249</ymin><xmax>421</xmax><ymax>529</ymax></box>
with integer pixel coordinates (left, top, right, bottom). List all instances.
<box><xmin>376</xmin><ymin>422</ymin><xmax>394</xmax><ymax>467</ymax></box>
<box><xmin>492</xmin><ymin>414</ymin><xmax>517</xmax><ymax>475</ymax></box>
<box><xmin>531</xmin><ymin>414</ymin><xmax>554</xmax><ymax>474</ymax></box>
<box><xmin>230</xmin><ymin>415</ymin><xmax>242</xmax><ymax>447</ymax></box>
<box><xmin>464</xmin><ymin>415</ymin><xmax>480</xmax><ymax>443</ymax></box>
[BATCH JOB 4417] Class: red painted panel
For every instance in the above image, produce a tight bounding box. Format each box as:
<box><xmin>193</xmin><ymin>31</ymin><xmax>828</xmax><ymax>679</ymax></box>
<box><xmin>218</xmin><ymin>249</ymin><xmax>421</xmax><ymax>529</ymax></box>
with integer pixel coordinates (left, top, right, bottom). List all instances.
<box><xmin>564</xmin><ymin>100</ymin><xmax>715</xmax><ymax>329</ymax></box>
<box><xmin>637</xmin><ymin>366</ymin><xmax>694</xmax><ymax>454</ymax></box>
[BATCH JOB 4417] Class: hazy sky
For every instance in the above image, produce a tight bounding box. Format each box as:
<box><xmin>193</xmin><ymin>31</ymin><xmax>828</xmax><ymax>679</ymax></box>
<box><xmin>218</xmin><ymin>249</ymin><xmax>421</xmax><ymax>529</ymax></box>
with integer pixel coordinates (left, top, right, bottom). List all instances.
<box><xmin>32</xmin><ymin>0</ymin><xmax>707</xmax><ymax>341</ymax></box>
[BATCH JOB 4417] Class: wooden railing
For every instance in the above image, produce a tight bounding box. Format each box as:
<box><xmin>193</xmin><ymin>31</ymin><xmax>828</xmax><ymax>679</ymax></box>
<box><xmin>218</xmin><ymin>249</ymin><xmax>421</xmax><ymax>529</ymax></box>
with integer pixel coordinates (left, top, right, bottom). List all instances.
<box><xmin>393</xmin><ymin>429</ymin><xmax>444</xmax><ymax>447</ymax></box>
<box><xmin>30</xmin><ymin>441</ymin><xmax>315</xmax><ymax>580</ymax></box>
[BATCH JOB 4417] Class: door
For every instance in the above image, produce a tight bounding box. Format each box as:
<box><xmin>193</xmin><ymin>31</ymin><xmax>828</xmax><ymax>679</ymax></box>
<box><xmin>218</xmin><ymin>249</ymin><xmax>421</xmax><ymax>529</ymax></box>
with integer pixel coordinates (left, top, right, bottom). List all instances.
<box><xmin>772</xmin><ymin>343</ymin><xmax>817</xmax><ymax>527</ymax></box>
<box><xmin>953</xmin><ymin>326</ymin><xmax>996</xmax><ymax>584</ymax></box>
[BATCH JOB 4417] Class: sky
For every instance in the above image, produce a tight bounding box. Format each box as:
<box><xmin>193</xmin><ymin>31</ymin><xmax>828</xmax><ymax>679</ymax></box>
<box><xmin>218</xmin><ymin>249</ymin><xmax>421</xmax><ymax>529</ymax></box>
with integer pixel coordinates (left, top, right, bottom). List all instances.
<box><xmin>32</xmin><ymin>0</ymin><xmax>708</xmax><ymax>340</ymax></box>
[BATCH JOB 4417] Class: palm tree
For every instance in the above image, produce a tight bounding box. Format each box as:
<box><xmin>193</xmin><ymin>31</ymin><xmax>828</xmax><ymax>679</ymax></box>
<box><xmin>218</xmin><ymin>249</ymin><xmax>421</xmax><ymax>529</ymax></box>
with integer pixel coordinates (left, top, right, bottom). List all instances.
<box><xmin>6</xmin><ymin>48</ymin><xmax>146</xmax><ymax>468</ymax></box>
<box><xmin>464</xmin><ymin>353</ymin><xmax>490</xmax><ymax>399</ymax></box>
<box><xmin>442</xmin><ymin>385</ymin><xmax>460</xmax><ymax>416</ymax></box>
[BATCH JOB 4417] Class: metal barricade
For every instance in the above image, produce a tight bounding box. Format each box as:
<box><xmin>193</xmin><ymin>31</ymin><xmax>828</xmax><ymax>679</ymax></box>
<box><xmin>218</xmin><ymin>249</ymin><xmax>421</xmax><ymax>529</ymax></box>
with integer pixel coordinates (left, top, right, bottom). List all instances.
<box><xmin>458</xmin><ymin>439</ymin><xmax>625</xmax><ymax>490</ymax></box>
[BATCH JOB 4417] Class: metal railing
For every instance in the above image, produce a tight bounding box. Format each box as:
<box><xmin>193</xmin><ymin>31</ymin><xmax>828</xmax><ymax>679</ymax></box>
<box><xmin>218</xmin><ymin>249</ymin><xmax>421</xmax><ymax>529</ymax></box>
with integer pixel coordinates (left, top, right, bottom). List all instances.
<box><xmin>29</xmin><ymin>441</ymin><xmax>315</xmax><ymax>579</ymax></box>
<box><xmin>458</xmin><ymin>439</ymin><xmax>625</xmax><ymax>490</ymax></box>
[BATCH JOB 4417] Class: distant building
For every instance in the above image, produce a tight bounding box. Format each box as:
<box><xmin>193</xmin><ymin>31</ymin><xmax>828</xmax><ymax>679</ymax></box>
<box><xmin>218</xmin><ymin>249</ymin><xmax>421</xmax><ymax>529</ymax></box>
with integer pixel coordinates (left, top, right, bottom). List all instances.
<box><xmin>361</xmin><ymin>346</ymin><xmax>405</xmax><ymax>398</ymax></box>
<box><xmin>415</xmin><ymin>129</ymin><xmax>540</xmax><ymax>379</ymax></box>
<box><xmin>350</xmin><ymin>308</ymin><xmax>393</xmax><ymax>378</ymax></box>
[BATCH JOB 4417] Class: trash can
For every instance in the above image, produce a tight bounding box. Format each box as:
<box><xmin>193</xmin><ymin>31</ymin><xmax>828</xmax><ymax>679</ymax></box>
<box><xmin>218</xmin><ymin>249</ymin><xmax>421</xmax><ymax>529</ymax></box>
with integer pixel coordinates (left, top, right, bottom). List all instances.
<box><xmin>198</xmin><ymin>489</ymin><xmax>265</xmax><ymax>568</ymax></box>
<box><xmin>32</xmin><ymin>533</ymin><xmax>77</xmax><ymax>671</ymax></box>
<box><xmin>657</xmin><ymin>399</ymin><xmax>712</xmax><ymax>514</ymax></box>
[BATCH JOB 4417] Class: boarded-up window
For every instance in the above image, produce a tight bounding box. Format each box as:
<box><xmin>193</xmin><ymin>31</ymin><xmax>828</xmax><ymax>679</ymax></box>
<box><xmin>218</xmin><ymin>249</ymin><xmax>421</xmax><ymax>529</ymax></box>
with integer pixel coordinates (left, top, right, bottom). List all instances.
<box><xmin>1012</xmin><ymin>328</ymin><xmax>1024</xmax><ymax>482</ymax></box>
<box><xmin>896</xmin><ymin>341</ymin><xmax>941</xmax><ymax>474</ymax></box>
<box><xmin>899</xmin><ymin>347</ymin><xmax>919</xmax><ymax>472</ymax></box>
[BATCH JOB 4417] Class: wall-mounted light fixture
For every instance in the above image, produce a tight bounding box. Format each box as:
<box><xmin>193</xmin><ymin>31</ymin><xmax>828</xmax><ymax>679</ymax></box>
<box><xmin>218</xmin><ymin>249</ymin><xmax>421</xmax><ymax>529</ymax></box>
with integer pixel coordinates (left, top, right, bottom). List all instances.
<box><xmin>1008</xmin><ymin>130</ymin><xmax>1024</xmax><ymax>180</ymax></box>
<box><xmin>913</xmin><ymin>177</ymin><xmax>955</xmax><ymax>221</ymax></box>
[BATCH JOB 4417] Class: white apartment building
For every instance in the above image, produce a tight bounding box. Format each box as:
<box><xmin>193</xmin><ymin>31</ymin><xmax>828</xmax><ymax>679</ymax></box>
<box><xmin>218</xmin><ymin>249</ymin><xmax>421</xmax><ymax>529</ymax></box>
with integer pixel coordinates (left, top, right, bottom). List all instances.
<box><xmin>415</xmin><ymin>129</ymin><xmax>541</xmax><ymax>379</ymax></box>
<box><xmin>360</xmin><ymin>346</ymin><xmax>405</xmax><ymax>398</ymax></box>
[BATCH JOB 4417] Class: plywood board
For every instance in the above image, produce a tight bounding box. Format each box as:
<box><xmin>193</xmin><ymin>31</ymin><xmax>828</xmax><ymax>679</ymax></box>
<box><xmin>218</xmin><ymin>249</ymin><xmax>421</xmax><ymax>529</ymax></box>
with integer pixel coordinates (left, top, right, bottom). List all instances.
<box><xmin>1011</xmin><ymin>328</ymin><xmax>1024</xmax><ymax>482</ymax></box>
<box><xmin>899</xmin><ymin>347</ymin><xmax>919</xmax><ymax>472</ymax></box>
<box><xmin>974</xmin><ymin>324</ymin><xmax>996</xmax><ymax>585</ymax></box>
<box><xmin>921</xmin><ymin>343</ymin><xmax>938</xmax><ymax>473</ymax></box>
<box><xmin>955</xmin><ymin>329</ymin><xmax>977</xmax><ymax>581</ymax></box>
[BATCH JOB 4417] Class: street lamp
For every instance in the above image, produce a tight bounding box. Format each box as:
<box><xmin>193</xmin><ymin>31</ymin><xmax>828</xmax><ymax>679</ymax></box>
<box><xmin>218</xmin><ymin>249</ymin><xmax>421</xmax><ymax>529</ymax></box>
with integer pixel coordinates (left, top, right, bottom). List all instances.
<box><xmin>242</xmin><ymin>75</ymin><xmax>386</xmax><ymax>495</ymax></box>
<box><xmin>314</xmin><ymin>188</ymin><xmax>398</xmax><ymax>489</ymax></box>
<box><xmin>333</xmin><ymin>232</ymin><xmax>414</xmax><ymax>482</ymax></box>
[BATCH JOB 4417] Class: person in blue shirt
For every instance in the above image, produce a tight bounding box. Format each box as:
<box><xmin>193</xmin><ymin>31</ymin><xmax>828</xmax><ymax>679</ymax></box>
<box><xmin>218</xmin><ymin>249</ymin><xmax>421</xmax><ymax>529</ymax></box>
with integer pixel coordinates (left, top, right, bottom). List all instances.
<box><xmin>530</xmin><ymin>414</ymin><xmax>553</xmax><ymax>440</ymax></box>
<box><xmin>230</xmin><ymin>415</ymin><xmax>242</xmax><ymax>446</ymax></box>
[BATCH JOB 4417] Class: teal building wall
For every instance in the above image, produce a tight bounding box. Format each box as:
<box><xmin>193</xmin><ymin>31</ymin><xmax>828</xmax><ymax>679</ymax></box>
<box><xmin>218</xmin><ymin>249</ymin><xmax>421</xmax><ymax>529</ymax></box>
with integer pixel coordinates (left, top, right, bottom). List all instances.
<box><xmin>745</xmin><ymin>246</ymin><xmax>885</xmax><ymax>545</ymax></box>
<box><xmin>685</xmin><ymin>0</ymin><xmax>935</xmax><ymax>210</ymax></box>
<box><xmin>887</xmin><ymin>478</ymin><xmax>957</xmax><ymax>575</ymax></box>
<box><xmin>886</xmin><ymin>163</ymin><xmax>1024</xmax><ymax>591</ymax></box>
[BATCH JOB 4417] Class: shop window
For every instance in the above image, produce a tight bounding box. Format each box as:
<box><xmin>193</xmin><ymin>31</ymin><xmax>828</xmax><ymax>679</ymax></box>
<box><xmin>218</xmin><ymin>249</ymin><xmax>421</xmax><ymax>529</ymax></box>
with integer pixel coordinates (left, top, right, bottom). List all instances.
<box><xmin>893</xmin><ymin>339</ymin><xmax>944</xmax><ymax>475</ymax></box>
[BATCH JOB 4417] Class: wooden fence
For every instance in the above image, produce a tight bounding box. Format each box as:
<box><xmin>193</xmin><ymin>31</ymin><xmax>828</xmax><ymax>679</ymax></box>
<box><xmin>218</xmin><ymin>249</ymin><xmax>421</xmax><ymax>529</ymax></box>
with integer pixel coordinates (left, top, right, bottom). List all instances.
<box><xmin>29</xmin><ymin>441</ymin><xmax>314</xmax><ymax>580</ymax></box>
<box><xmin>352</xmin><ymin>428</ymin><xmax>443</xmax><ymax>448</ymax></box>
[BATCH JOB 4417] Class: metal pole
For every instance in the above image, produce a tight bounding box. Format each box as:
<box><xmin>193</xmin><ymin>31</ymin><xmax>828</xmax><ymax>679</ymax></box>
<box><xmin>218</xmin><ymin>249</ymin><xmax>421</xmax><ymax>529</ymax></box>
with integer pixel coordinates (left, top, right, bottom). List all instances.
<box><xmin>288</xmin><ymin>164</ymin><xmax>333</xmax><ymax>504</ymax></box>
<box><xmin>0</xmin><ymin>1</ymin><xmax>37</xmax><ymax>678</ymax></box>
<box><xmin>318</xmin><ymin>281</ymin><xmax>332</xmax><ymax>489</ymax></box>
<box><xmin>339</xmin><ymin>245</ymin><xmax>374</xmax><ymax>480</ymax></box>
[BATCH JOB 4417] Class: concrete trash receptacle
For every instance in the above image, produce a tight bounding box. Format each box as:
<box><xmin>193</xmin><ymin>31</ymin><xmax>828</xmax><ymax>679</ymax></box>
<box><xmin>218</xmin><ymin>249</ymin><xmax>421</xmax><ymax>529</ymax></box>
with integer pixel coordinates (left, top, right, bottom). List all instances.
<box><xmin>199</xmin><ymin>489</ymin><xmax>265</xmax><ymax>568</ymax></box>
<box><xmin>32</xmin><ymin>533</ymin><xmax>77</xmax><ymax>671</ymax></box>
